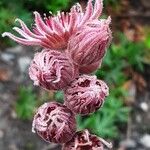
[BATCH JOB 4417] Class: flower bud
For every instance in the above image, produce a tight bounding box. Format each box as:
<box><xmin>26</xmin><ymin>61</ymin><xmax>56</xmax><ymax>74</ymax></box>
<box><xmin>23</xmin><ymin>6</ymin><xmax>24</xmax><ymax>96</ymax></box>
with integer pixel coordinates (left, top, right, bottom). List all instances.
<box><xmin>79</xmin><ymin>60</ymin><xmax>102</xmax><ymax>74</ymax></box>
<box><xmin>63</xmin><ymin>129</ymin><xmax>112</xmax><ymax>150</ymax></box>
<box><xmin>32</xmin><ymin>102</ymin><xmax>76</xmax><ymax>143</ymax></box>
<box><xmin>2</xmin><ymin>0</ymin><xmax>103</xmax><ymax>50</ymax></box>
<box><xmin>67</xmin><ymin>18</ymin><xmax>112</xmax><ymax>67</ymax></box>
<box><xmin>64</xmin><ymin>75</ymin><xmax>109</xmax><ymax>115</ymax></box>
<box><xmin>29</xmin><ymin>49</ymin><xmax>78</xmax><ymax>90</ymax></box>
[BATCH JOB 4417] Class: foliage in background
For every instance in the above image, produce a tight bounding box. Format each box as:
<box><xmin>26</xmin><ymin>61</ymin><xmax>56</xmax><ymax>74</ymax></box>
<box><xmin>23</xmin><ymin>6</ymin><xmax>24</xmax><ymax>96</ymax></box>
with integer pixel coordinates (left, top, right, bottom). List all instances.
<box><xmin>46</xmin><ymin>0</ymin><xmax>70</xmax><ymax>13</ymax></box>
<box><xmin>24</xmin><ymin>0</ymin><xmax>71</xmax><ymax>13</ymax></box>
<box><xmin>143</xmin><ymin>28</ymin><xmax>150</xmax><ymax>64</ymax></box>
<box><xmin>15</xmin><ymin>86</ymin><xmax>37</xmax><ymax>120</ymax></box>
<box><xmin>144</xmin><ymin>35</ymin><xmax>150</xmax><ymax>49</ymax></box>
<box><xmin>104</xmin><ymin>0</ymin><xmax>120</xmax><ymax>7</ymax></box>
<box><xmin>0</xmin><ymin>0</ymin><xmax>32</xmax><ymax>47</ymax></box>
<box><xmin>54</xmin><ymin>91</ymin><xmax>64</xmax><ymax>103</ymax></box>
<box><xmin>103</xmin><ymin>0</ymin><xmax>122</xmax><ymax>13</ymax></box>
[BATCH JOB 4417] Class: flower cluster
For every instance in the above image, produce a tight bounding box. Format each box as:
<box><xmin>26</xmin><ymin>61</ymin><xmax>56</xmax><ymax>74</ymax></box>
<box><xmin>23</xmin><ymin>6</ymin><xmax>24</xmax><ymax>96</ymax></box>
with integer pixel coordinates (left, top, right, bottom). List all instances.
<box><xmin>2</xmin><ymin>0</ymin><xmax>112</xmax><ymax>149</ymax></box>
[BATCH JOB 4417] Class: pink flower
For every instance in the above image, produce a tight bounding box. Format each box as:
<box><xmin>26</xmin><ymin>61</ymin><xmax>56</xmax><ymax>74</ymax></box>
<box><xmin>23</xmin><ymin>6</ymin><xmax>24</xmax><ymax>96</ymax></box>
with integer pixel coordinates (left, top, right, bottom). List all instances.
<box><xmin>64</xmin><ymin>75</ymin><xmax>109</xmax><ymax>115</ymax></box>
<box><xmin>67</xmin><ymin>18</ymin><xmax>112</xmax><ymax>67</ymax></box>
<box><xmin>63</xmin><ymin>129</ymin><xmax>112</xmax><ymax>150</ymax></box>
<box><xmin>2</xmin><ymin>0</ymin><xmax>103</xmax><ymax>50</ymax></box>
<box><xmin>29</xmin><ymin>49</ymin><xmax>78</xmax><ymax>90</ymax></box>
<box><xmin>79</xmin><ymin>60</ymin><xmax>102</xmax><ymax>74</ymax></box>
<box><xmin>32</xmin><ymin>102</ymin><xmax>76</xmax><ymax>143</ymax></box>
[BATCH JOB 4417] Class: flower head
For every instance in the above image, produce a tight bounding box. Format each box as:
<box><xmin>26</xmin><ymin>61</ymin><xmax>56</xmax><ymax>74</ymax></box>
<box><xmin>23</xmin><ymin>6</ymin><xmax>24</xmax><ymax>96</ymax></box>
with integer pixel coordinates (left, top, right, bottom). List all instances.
<box><xmin>64</xmin><ymin>75</ymin><xmax>109</xmax><ymax>115</ymax></box>
<box><xmin>2</xmin><ymin>0</ymin><xmax>103</xmax><ymax>50</ymax></box>
<box><xmin>63</xmin><ymin>129</ymin><xmax>112</xmax><ymax>150</ymax></box>
<box><xmin>67</xmin><ymin>18</ymin><xmax>112</xmax><ymax>67</ymax></box>
<box><xmin>29</xmin><ymin>49</ymin><xmax>78</xmax><ymax>90</ymax></box>
<box><xmin>79</xmin><ymin>60</ymin><xmax>102</xmax><ymax>74</ymax></box>
<box><xmin>32</xmin><ymin>102</ymin><xmax>76</xmax><ymax>143</ymax></box>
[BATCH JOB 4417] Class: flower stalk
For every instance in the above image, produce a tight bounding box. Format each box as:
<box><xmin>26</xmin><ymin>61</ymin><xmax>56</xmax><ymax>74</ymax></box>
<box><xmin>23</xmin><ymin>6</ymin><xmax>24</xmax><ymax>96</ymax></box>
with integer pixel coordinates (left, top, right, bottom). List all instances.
<box><xmin>2</xmin><ymin>0</ymin><xmax>113</xmax><ymax>149</ymax></box>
